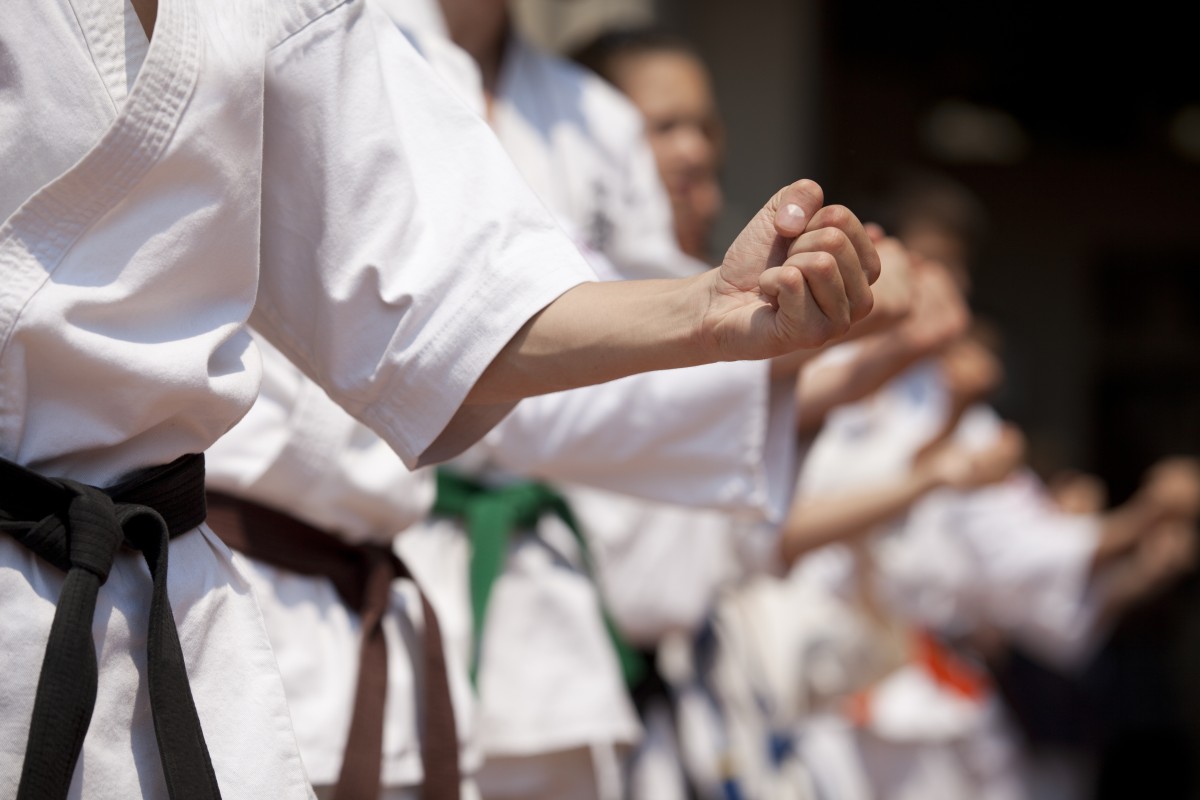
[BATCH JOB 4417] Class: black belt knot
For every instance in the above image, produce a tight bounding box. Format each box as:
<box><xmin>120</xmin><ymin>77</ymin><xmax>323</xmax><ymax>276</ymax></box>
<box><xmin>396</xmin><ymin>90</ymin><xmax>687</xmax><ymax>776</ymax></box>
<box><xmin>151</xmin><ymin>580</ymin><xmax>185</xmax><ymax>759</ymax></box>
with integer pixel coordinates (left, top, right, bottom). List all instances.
<box><xmin>0</xmin><ymin>452</ymin><xmax>221</xmax><ymax>800</ymax></box>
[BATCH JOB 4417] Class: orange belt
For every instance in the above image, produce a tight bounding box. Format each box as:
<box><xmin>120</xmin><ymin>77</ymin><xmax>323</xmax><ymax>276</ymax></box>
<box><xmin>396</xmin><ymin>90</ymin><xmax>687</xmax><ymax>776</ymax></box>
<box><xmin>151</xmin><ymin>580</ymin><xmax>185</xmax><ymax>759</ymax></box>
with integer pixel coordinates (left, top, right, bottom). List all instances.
<box><xmin>847</xmin><ymin>628</ymin><xmax>990</xmax><ymax>727</ymax></box>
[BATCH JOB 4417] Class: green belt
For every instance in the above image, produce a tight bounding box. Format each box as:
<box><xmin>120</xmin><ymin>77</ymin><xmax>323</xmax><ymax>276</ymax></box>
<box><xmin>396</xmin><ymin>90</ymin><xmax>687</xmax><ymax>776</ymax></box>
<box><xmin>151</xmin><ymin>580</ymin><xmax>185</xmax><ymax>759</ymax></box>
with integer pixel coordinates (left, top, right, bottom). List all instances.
<box><xmin>433</xmin><ymin>468</ymin><xmax>646</xmax><ymax>687</ymax></box>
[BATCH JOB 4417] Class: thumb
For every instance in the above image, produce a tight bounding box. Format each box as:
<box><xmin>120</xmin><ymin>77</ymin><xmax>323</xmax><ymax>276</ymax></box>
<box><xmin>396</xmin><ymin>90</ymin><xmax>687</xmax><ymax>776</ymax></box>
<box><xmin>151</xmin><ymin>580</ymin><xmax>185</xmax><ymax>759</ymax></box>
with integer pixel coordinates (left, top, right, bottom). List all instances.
<box><xmin>772</xmin><ymin>179</ymin><xmax>825</xmax><ymax>238</ymax></box>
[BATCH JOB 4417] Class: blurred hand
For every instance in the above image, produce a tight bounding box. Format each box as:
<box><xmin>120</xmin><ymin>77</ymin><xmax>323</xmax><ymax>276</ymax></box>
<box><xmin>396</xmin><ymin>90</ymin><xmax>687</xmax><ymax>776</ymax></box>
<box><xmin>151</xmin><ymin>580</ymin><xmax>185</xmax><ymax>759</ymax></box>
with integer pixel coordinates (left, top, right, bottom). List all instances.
<box><xmin>1133</xmin><ymin>520</ymin><xmax>1197</xmax><ymax>588</ymax></box>
<box><xmin>846</xmin><ymin>236</ymin><xmax>915</xmax><ymax>336</ymax></box>
<box><xmin>1138</xmin><ymin>457</ymin><xmax>1200</xmax><ymax>521</ymax></box>
<box><xmin>940</xmin><ymin>335</ymin><xmax>1003</xmax><ymax>408</ymax></box>
<box><xmin>921</xmin><ymin>424</ymin><xmax>1026</xmax><ymax>490</ymax></box>
<box><xmin>1048</xmin><ymin>470</ymin><xmax>1109</xmax><ymax>515</ymax></box>
<box><xmin>703</xmin><ymin>180</ymin><xmax>880</xmax><ymax>359</ymax></box>
<box><xmin>895</xmin><ymin>261</ymin><xmax>971</xmax><ymax>356</ymax></box>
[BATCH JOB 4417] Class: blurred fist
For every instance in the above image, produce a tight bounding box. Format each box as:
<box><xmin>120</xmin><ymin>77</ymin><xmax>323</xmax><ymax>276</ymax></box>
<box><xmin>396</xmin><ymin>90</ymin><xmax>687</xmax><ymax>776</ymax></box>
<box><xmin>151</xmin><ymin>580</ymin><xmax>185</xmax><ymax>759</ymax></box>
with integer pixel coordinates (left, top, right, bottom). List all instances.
<box><xmin>1133</xmin><ymin>521</ymin><xmax>1197</xmax><ymax>588</ymax></box>
<box><xmin>1139</xmin><ymin>457</ymin><xmax>1200</xmax><ymax>521</ymax></box>
<box><xmin>1048</xmin><ymin>470</ymin><xmax>1109</xmax><ymax>515</ymax></box>
<box><xmin>939</xmin><ymin>334</ymin><xmax>1003</xmax><ymax>407</ymax></box>
<box><xmin>921</xmin><ymin>424</ymin><xmax>1026</xmax><ymax>490</ymax></box>
<box><xmin>859</xmin><ymin>236</ymin><xmax>916</xmax><ymax>332</ymax></box>
<box><xmin>896</xmin><ymin>261</ymin><xmax>970</xmax><ymax>356</ymax></box>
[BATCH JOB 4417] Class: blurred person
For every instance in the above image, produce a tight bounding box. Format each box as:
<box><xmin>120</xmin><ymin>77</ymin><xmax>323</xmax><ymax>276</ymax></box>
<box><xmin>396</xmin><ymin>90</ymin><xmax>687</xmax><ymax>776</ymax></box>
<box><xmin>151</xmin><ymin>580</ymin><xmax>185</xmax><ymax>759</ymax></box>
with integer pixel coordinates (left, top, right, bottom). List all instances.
<box><xmin>1</xmin><ymin>2</ymin><xmax>885</xmax><ymax>800</ymax></box>
<box><xmin>549</xmin><ymin>242</ymin><xmax>941</xmax><ymax>800</ymax></box>
<box><xmin>202</xmin><ymin>9</ymin><xmax>882</xmax><ymax>800</ymax></box>
<box><xmin>364</xmin><ymin>4</ymin><xmax>882</xmax><ymax>799</ymax></box>
<box><xmin>783</xmin><ymin>331</ymin><xmax>1198</xmax><ymax>800</ymax></box>
<box><xmin>880</xmin><ymin>169</ymin><xmax>989</xmax><ymax>293</ymax></box>
<box><xmin>435</xmin><ymin>0</ymin><xmax>702</xmax><ymax>280</ymax></box>
<box><xmin>573</xmin><ymin>28</ymin><xmax>726</xmax><ymax>262</ymax></box>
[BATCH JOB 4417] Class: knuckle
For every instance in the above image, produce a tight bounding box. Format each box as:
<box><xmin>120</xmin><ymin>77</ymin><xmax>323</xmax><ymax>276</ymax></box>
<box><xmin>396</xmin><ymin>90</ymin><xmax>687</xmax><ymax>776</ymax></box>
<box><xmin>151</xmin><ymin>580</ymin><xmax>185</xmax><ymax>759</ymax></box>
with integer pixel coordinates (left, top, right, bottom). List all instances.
<box><xmin>831</xmin><ymin>310</ymin><xmax>853</xmax><ymax>337</ymax></box>
<box><xmin>851</xmin><ymin>290</ymin><xmax>876</xmax><ymax>322</ymax></box>
<box><xmin>820</xmin><ymin>204</ymin><xmax>853</xmax><ymax>229</ymax></box>
<box><xmin>777</xmin><ymin>264</ymin><xmax>805</xmax><ymax>293</ymax></box>
<box><xmin>812</xmin><ymin>316</ymin><xmax>838</xmax><ymax>345</ymax></box>
<box><xmin>804</xmin><ymin>251</ymin><xmax>839</xmax><ymax>281</ymax></box>
<box><xmin>814</xmin><ymin>227</ymin><xmax>849</xmax><ymax>254</ymax></box>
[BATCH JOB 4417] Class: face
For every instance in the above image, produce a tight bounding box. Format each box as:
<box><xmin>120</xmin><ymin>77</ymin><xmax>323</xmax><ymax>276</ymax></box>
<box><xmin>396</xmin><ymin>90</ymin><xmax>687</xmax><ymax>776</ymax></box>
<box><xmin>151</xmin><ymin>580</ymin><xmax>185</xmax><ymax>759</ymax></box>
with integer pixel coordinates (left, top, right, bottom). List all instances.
<box><xmin>899</xmin><ymin>221</ymin><xmax>971</xmax><ymax>294</ymax></box>
<box><xmin>610</xmin><ymin>50</ymin><xmax>725</xmax><ymax>258</ymax></box>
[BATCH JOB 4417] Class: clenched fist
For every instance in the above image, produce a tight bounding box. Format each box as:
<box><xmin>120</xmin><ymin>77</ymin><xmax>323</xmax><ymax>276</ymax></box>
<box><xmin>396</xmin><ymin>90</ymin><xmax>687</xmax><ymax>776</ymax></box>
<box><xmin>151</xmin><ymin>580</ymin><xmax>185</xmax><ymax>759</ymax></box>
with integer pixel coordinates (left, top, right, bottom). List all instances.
<box><xmin>699</xmin><ymin>180</ymin><xmax>881</xmax><ymax>360</ymax></box>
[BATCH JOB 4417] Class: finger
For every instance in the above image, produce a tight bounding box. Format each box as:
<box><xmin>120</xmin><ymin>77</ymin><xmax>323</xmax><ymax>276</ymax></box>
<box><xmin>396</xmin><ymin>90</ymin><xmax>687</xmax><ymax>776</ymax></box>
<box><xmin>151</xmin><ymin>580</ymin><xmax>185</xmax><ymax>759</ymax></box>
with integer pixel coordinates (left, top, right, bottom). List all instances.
<box><xmin>806</xmin><ymin>204</ymin><xmax>883</xmax><ymax>286</ymax></box>
<box><xmin>865</xmin><ymin>222</ymin><xmax>887</xmax><ymax>243</ymax></box>
<box><xmin>784</xmin><ymin>223</ymin><xmax>874</xmax><ymax>324</ymax></box>
<box><xmin>760</xmin><ymin>264</ymin><xmax>831</xmax><ymax>349</ymax></box>
<box><xmin>764</xmin><ymin>251</ymin><xmax>853</xmax><ymax>344</ymax></box>
<box><xmin>772</xmin><ymin>179</ymin><xmax>825</xmax><ymax>238</ymax></box>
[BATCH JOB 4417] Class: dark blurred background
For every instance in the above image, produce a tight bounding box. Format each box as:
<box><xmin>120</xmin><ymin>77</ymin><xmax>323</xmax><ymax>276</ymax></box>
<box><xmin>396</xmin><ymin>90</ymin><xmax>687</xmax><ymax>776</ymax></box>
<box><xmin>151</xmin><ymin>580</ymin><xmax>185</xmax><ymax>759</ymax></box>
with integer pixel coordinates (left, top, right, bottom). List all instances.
<box><xmin>516</xmin><ymin>0</ymin><xmax>1200</xmax><ymax>796</ymax></box>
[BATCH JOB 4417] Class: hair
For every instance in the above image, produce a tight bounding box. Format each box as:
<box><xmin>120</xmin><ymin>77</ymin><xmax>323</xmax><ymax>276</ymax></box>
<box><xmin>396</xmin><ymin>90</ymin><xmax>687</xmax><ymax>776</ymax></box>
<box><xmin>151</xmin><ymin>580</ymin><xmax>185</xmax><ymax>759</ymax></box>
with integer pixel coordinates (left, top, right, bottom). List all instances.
<box><xmin>882</xmin><ymin>168</ymin><xmax>990</xmax><ymax>253</ymax></box>
<box><xmin>571</xmin><ymin>26</ymin><xmax>702</xmax><ymax>87</ymax></box>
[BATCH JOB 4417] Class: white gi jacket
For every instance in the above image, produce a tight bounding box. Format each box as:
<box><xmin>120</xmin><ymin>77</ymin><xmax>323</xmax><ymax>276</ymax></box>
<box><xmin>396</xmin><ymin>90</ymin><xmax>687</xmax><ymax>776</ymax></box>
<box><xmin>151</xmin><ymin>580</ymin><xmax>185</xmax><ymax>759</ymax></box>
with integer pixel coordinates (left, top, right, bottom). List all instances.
<box><xmin>362</xmin><ymin>15</ymin><xmax>802</xmax><ymax>763</ymax></box>
<box><xmin>197</xmin><ymin>12</ymin><xmax>801</xmax><ymax>790</ymax></box>
<box><xmin>783</xmin><ymin>361</ymin><xmax>1100</xmax><ymax>800</ymax></box>
<box><xmin>492</xmin><ymin>34</ymin><xmax>702</xmax><ymax>281</ymax></box>
<box><xmin>0</xmin><ymin>1</ymin><xmax>596</xmax><ymax>797</ymax></box>
<box><xmin>794</xmin><ymin>361</ymin><xmax>1105</xmax><ymax>671</ymax></box>
<box><xmin>470</xmin><ymin>39</ymin><xmax>800</xmax><ymax>759</ymax></box>
<box><xmin>787</xmin><ymin>364</ymin><xmax>1062</xmax><ymax>800</ymax></box>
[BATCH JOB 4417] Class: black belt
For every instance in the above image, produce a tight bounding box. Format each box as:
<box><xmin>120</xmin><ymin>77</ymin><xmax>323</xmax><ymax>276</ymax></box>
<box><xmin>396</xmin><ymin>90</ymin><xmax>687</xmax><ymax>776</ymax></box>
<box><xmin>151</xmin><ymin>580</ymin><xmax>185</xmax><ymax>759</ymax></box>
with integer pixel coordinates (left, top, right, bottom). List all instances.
<box><xmin>0</xmin><ymin>452</ymin><xmax>220</xmax><ymax>800</ymax></box>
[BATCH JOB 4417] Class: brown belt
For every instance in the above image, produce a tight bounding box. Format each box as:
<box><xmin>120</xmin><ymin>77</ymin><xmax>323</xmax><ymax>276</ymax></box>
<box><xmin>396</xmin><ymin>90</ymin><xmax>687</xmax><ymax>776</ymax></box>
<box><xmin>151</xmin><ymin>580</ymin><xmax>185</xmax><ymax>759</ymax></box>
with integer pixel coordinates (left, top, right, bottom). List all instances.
<box><xmin>205</xmin><ymin>492</ymin><xmax>460</xmax><ymax>800</ymax></box>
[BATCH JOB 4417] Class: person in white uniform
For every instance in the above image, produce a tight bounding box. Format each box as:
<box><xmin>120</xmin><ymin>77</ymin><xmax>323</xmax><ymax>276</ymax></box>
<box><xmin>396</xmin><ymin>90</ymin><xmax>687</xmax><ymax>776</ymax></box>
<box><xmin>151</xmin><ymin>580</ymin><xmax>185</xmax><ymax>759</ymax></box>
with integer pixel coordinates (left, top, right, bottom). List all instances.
<box><xmin>389</xmin><ymin>4</ymin><xmax>873</xmax><ymax>798</ymax></box>
<box><xmin>0</xmin><ymin>1</ymin><xmax>884</xmax><ymax>799</ymax></box>
<box><xmin>572</xmin><ymin>26</ymin><xmax>726</xmax><ymax>263</ymax></box>
<box><xmin>785</xmin><ymin>336</ymin><xmax>1198</xmax><ymax>800</ymax></box>
<box><xmin>194</xmin><ymin>10</ymin><xmax>885</xmax><ymax>800</ymax></box>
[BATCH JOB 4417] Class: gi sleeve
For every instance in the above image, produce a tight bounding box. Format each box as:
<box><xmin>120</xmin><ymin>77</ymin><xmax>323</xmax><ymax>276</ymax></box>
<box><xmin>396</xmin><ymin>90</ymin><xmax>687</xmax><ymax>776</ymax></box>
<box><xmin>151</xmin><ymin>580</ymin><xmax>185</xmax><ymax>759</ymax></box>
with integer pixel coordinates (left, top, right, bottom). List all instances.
<box><xmin>256</xmin><ymin>0</ymin><xmax>594</xmax><ymax>468</ymax></box>
<box><xmin>483</xmin><ymin>360</ymin><xmax>799</xmax><ymax>521</ymax></box>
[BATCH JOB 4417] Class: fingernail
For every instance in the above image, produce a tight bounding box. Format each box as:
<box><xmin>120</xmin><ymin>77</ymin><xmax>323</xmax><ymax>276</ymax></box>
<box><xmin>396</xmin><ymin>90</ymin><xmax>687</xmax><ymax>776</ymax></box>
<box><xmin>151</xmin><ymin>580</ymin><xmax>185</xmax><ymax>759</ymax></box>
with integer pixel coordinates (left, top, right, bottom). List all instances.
<box><xmin>778</xmin><ymin>203</ymin><xmax>806</xmax><ymax>231</ymax></box>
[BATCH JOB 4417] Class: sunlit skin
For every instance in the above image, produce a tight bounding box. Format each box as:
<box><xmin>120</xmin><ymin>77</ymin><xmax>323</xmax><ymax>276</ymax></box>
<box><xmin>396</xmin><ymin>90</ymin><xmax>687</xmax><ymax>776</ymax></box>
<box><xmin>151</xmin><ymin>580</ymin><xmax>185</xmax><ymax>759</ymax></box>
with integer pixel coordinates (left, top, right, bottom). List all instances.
<box><xmin>606</xmin><ymin>50</ymin><xmax>726</xmax><ymax>261</ymax></box>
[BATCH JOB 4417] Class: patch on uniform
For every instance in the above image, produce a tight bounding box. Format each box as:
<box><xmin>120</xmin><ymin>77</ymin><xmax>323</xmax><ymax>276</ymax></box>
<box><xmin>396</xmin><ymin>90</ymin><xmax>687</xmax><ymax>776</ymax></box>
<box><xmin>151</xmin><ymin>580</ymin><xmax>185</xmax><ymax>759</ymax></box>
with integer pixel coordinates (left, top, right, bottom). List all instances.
<box><xmin>587</xmin><ymin>180</ymin><xmax>614</xmax><ymax>251</ymax></box>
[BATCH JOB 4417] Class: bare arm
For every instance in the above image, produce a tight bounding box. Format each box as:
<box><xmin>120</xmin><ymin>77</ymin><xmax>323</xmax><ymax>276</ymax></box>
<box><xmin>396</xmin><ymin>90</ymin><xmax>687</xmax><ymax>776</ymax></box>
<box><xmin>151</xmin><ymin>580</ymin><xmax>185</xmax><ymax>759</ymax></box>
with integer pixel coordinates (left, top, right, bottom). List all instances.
<box><xmin>779</xmin><ymin>464</ymin><xmax>948</xmax><ymax>567</ymax></box>
<box><xmin>466</xmin><ymin>180</ymin><xmax>880</xmax><ymax>405</ymax></box>
<box><xmin>1093</xmin><ymin>521</ymin><xmax>1196</xmax><ymax>627</ymax></box>
<box><xmin>1090</xmin><ymin>457</ymin><xmax>1200</xmax><ymax>573</ymax></box>
<box><xmin>779</xmin><ymin>423</ymin><xmax>1026</xmax><ymax>567</ymax></box>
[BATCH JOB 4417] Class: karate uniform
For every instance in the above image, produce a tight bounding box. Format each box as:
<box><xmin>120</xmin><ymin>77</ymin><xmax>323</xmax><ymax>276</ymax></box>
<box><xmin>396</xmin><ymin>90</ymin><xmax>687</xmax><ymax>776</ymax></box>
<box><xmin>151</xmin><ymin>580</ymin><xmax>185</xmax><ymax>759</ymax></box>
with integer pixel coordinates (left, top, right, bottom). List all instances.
<box><xmin>0</xmin><ymin>1</ymin><xmax>599</xmax><ymax>797</ymax></box>
<box><xmin>446</xmin><ymin>364</ymin><xmax>796</xmax><ymax>800</ymax></box>
<box><xmin>481</xmin><ymin>34</ymin><xmax>810</xmax><ymax>800</ymax></box>
<box><xmin>787</xmin><ymin>359</ymin><xmax>1106</xmax><ymax>800</ymax></box>
<box><xmin>359</xmin><ymin>17</ymin><xmax>802</xmax><ymax>798</ymax></box>
<box><xmin>204</xmin><ymin>336</ymin><xmax>484</xmax><ymax>796</ymax></box>
<box><xmin>491</xmin><ymin>34</ymin><xmax>703</xmax><ymax>281</ymax></box>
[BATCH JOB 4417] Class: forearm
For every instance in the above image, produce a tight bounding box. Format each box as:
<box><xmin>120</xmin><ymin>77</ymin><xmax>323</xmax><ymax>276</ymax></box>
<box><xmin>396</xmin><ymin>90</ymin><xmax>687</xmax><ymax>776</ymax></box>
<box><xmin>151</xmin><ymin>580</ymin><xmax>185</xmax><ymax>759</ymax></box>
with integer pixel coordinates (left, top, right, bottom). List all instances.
<box><xmin>796</xmin><ymin>335</ymin><xmax>924</xmax><ymax>433</ymax></box>
<box><xmin>465</xmin><ymin>178</ymin><xmax>883</xmax><ymax>406</ymax></box>
<box><xmin>780</xmin><ymin>468</ymin><xmax>944</xmax><ymax>566</ymax></box>
<box><xmin>464</xmin><ymin>275</ymin><xmax>711</xmax><ymax>406</ymax></box>
<box><xmin>1090</xmin><ymin>500</ymin><xmax>1165</xmax><ymax>574</ymax></box>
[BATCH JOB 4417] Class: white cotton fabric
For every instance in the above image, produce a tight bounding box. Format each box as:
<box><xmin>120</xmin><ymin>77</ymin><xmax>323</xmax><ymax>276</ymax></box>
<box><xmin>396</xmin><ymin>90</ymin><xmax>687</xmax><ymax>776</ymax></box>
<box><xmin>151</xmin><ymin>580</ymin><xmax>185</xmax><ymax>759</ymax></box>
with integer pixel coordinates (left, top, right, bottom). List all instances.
<box><xmin>0</xmin><ymin>0</ymin><xmax>596</xmax><ymax>796</ymax></box>
<box><xmin>563</xmin><ymin>486</ymin><xmax>785</xmax><ymax>650</ymax></box>
<box><xmin>370</xmin><ymin>15</ymin><xmax>803</xmax><ymax>772</ymax></box>
<box><xmin>204</xmin><ymin>335</ymin><xmax>480</xmax><ymax>787</ymax></box>
<box><xmin>793</xmin><ymin>362</ymin><xmax>1104</xmax><ymax>668</ymax></box>
<box><xmin>492</xmin><ymin>35</ymin><xmax>705</xmax><ymax>281</ymax></box>
<box><xmin>781</xmin><ymin>362</ymin><xmax>1100</xmax><ymax>800</ymax></box>
<box><xmin>202</xmin><ymin>11</ymin><xmax>802</xmax><ymax>791</ymax></box>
